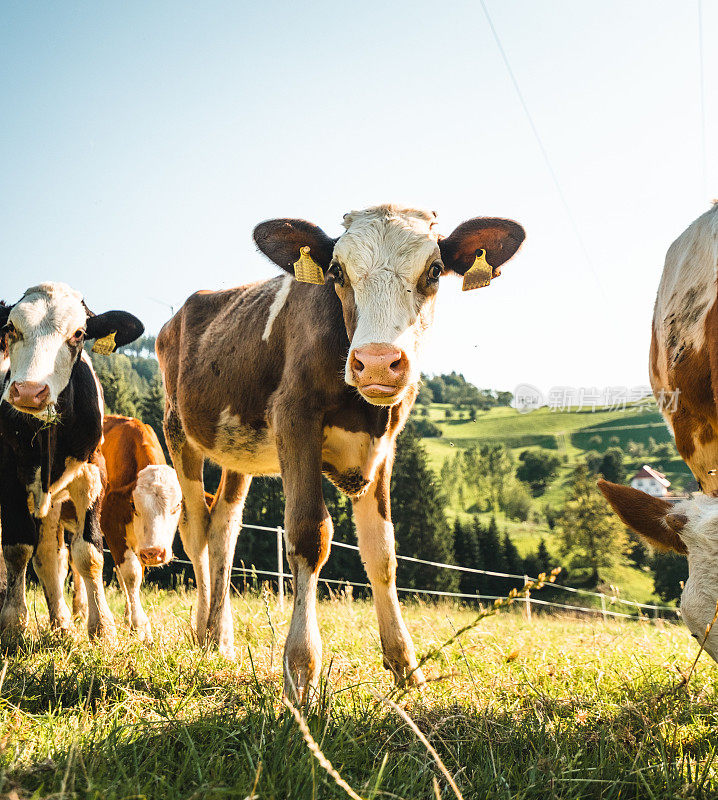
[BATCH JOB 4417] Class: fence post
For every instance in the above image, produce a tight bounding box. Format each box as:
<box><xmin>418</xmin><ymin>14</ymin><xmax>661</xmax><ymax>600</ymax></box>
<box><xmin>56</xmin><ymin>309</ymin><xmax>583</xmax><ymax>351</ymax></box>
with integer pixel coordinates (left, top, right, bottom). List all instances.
<box><xmin>523</xmin><ymin>574</ymin><xmax>532</xmax><ymax>622</ymax></box>
<box><xmin>276</xmin><ymin>526</ymin><xmax>285</xmax><ymax>611</ymax></box>
<box><xmin>600</xmin><ymin>593</ymin><xmax>606</xmax><ymax>621</ymax></box>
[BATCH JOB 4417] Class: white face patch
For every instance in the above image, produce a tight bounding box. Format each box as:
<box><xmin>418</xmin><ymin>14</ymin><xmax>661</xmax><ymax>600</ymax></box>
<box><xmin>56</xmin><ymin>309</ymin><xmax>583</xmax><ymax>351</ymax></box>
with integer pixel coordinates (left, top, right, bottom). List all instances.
<box><xmin>333</xmin><ymin>206</ymin><xmax>441</xmax><ymax>387</ymax></box>
<box><xmin>666</xmin><ymin>495</ymin><xmax>718</xmax><ymax>662</ymax></box>
<box><xmin>131</xmin><ymin>464</ymin><xmax>182</xmax><ymax>561</ymax></box>
<box><xmin>2</xmin><ymin>282</ymin><xmax>87</xmax><ymax>414</ymax></box>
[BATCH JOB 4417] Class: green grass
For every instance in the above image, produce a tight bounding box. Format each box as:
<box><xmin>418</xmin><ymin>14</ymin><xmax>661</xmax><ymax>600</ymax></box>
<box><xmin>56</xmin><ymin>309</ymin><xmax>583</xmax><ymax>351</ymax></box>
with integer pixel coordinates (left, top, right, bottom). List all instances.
<box><xmin>2</xmin><ymin>586</ymin><xmax>717</xmax><ymax>799</ymax></box>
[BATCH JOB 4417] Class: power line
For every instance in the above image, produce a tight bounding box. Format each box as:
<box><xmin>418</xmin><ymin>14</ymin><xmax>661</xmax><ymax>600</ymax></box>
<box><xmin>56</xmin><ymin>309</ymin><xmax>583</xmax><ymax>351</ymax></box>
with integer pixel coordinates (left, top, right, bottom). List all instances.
<box><xmin>478</xmin><ymin>0</ymin><xmax>608</xmax><ymax>300</ymax></box>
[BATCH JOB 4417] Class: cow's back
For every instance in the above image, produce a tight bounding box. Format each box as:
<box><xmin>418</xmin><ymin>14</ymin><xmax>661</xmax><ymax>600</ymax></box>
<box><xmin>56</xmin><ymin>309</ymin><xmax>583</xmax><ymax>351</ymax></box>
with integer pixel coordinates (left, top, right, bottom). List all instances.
<box><xmin>102</xmin><ymin>415</ymin><xmax>165</xmax><ymax>493</ymax></box>
<box><xmin>651</xmin><ymin>204</ymin><xmax>718</xmax><ymax>491</ymax></box>
<box><xmin>156</xmin><ymin>277</ymin><xmax>349</xmax><ymax>456</ymax></box>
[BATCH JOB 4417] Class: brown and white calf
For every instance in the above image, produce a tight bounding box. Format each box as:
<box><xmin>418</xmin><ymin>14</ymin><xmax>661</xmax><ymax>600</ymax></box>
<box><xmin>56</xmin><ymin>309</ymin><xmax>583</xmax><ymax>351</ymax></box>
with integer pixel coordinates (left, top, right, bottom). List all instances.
<box><xmin>156</xmin><ymin>205</ymin><xmax>525</xmax><ymax>698</ymax></box>
<box><xmin>0</xmin><ymin>283</ymin><xmax>143</xmax><ymax>639</ymax></box>
<box><xmin>97</xmin><ymin>415</ymin><xmax>181</xmax><ymax>641</ymax></box>
<box><xmin>598</xmin><ymin>480</ymin><xmax>718</xmax><ymax>661</ymax></box>
<box><xmin>599</xmin><ymin>204</ymin><xmax>718</xmax><ymax>656</ymax></box>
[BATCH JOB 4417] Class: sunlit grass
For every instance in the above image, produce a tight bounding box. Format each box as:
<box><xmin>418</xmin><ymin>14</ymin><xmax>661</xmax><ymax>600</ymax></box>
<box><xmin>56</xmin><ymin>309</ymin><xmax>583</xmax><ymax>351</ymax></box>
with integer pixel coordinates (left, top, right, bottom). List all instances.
<box><xmin>0</xmin><ymin>584</ymin><xmax>716</xmax><ymax>799</ymax></box>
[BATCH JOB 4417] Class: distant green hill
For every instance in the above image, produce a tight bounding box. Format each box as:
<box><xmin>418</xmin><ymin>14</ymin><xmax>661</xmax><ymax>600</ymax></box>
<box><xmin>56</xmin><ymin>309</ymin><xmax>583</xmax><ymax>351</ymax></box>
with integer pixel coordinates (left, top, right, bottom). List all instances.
<box><xmin>419</xmin><ymin>402</ymin><xmax>690</xmax><ymax>487</ymax></box>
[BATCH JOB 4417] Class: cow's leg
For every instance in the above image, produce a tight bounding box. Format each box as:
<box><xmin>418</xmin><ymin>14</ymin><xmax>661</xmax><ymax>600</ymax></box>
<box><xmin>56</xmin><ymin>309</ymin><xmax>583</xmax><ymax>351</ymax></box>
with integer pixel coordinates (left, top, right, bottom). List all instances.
<box><xmin>164</xmin><ymin>405</ymin><xmax>211</xmax><ymax>641</ymax></box>
<box><xmin>68</xmin><ymin>465</ymin><xmax>116</xmax><ymax>640</ymax></box>
<box><xmin>0</xmin><ymin>541</ymin><xmax>7</xmax><ymax>608</ymax></box>
<box><xmin>277</xmin><ymin>416</ymin><xmax>332</xmax><ymax>701</ymax></box>
<box><xmin>70</xmin><ymin>558</ymin><xmax>88</xmax><ymax>621</ymax></box>
<box><xmin>0</xmin><ymin>467</ymin><xmax>36</xmax><ymax>636</ymax></box>
<box><xmin>32</xmin><ymin>505</ymin><xmax>72</xmax><ymax>631</ymax></box>
<box><xmin>116</xmin><ymin>548</ymin><xmax>152</xmax><ymax>642</ymax></box>
<box><xmin>206</xmin><ymin>470</ymin><xmax>251</xmax><ymax>658</ymax></box>
<box><xmin>352</xmin><ymin>461</ymin><xmax>424</xmax><ymax>686</ymax></box>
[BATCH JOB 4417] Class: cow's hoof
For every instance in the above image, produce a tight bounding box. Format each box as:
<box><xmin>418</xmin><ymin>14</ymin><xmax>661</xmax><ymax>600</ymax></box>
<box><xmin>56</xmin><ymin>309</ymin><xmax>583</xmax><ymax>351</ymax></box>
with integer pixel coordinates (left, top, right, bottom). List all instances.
<box><xmin>0</xmin><ymin>609</ymin><xmax>28</xmax><ymax>640</ymax></box>
<box><xmin>384</xmin><ymin>657</ymin><xmax>426</xmax><ymax>688</ymax></box>
<box><xmin>283</xmin><ymin>655</ymin><xmax>321</xmax><ymax>704</ymax></box>
<box><xmin>217</xmin><ymin>641</ymin><xmax>235</xmax><ymax>660</ymax></box>
<box><xmin>134</xmin><ymin>621</ymin><xmax>153</xmax><ymax>645</ymax></box>
<box><xmin>88</xmin><ymin>619</ymin><xmax>117</xmax><ymax>641</ymax></box>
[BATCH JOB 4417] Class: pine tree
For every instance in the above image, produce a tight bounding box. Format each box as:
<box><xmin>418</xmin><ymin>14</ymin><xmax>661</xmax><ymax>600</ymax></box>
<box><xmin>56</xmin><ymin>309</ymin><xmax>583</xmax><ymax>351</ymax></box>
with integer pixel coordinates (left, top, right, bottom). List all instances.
<box><xmin>535</xmin><ymin>538</ymin><xmax>552</xmax><ymax>573</ymax></box>
<box><xmin>651</xmin><ymin>551</ymin><xmax>689</xmax><ymax>603</ymax></box>
<box><xmin>475</xmin><ymin>516</ymin><xmax>506</xmax><ymax>595</ymax></box>
<box><xmin>501</xmin><ymin>531</ymin><xmax>522</xmax><ymax>577</ymax></box>
<box><xmin>391</xmin><ymin>427</ymin><xmax>458</xmax><ymax>592</ymax></box>
<box><xmin>555</xmin><ymin>463</ymin><xmax>628</xmax><ymax>587</ymax></box>
<box><xmin>453</xmin><ymin>518</ymin><xmax>480</xmax><ymax>595</ymax></box>
<box><xmin>140</xmin><ymin>374</ymin><xmax>166</xmax><ymax>446</ymax></box>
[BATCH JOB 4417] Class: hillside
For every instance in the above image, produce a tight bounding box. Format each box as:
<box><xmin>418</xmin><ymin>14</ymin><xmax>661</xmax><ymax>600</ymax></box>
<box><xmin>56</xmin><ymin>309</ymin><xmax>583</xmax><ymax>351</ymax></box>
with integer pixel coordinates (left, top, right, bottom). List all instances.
<box><xmin>415</xmin><ymin>400</ymin><xmax>688</xmax><ymax>605</ymax></box>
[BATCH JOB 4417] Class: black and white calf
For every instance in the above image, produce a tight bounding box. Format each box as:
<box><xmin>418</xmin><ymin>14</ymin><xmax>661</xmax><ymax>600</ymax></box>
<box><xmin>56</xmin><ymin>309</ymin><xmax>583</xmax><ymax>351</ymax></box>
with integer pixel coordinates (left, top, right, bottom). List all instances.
<box><xmin>0</xmin><ymin>282</ymin><xmax>143</xmax><ymax>638</ymax></box>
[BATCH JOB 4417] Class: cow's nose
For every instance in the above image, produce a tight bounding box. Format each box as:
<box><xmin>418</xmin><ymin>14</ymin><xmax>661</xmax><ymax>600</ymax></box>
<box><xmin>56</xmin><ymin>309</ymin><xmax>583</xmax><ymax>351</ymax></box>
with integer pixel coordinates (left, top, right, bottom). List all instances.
<box><xmin>138</xmin><ymin>547</ymin><xmax>167</xmax><ymax>566</ymax></box>
<box><xmin>9</xmin><ymin>381</ymin><xmax>50</xmax><ymax>410</ymax></box>
<box><xmin>350</xmin><ymin>344</ymin><xmax>409</xmax><ymax>397</ymax></box>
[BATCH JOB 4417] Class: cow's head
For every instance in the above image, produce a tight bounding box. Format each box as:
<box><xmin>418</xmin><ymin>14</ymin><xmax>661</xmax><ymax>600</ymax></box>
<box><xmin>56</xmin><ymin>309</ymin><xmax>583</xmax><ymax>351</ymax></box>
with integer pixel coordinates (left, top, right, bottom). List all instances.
<box><xmin>131</xmin><ymin>465</ymin><xmax>182</xmax><ymax>567</ymax></box>
<box><xmin>254</xmin><ymin>205</ymin><xmax>525</xmax><ymax>406</ymax></box>
<box><xmin>599</xmin><ymin>479</ymin><xmax>718</xmax><ymax>662</ymax></box>
<box><xmin>0</xmin><ymin>282</ymin><xmax>143</xmax><ymax>417</ymax></box>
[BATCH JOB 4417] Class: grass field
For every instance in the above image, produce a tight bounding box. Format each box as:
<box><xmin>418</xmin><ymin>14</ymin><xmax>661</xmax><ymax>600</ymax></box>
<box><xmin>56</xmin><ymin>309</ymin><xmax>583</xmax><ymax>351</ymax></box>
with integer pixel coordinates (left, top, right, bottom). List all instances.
<box><xmin>1</xmin><ymin>585</ymin><xmax>717</xmax><ymax>799</ymax></box>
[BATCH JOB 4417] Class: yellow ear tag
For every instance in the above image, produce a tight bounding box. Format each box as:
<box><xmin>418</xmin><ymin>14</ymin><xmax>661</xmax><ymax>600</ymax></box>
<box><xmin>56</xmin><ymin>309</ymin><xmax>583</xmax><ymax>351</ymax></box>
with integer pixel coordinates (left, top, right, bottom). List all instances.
<box><xmin>462</xmin><ymin>249</ymin><xmax>493</xmax><ymax>291</ymax></box>
<box><xmin>293</xmin><ymin>246</ymin><xmax>325</xmax><ymax>285</ymax></box>
<box><xmin>92</xmin><ymin>331</ymin><xmax>117</xmax><ymax>355</ymax></box>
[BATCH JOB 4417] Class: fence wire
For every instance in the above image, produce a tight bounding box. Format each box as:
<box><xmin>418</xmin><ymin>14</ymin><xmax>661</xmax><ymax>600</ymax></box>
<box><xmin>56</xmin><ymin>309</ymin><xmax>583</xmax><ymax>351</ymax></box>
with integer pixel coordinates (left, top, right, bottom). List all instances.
<box><xmin>110</xmin><ymin>519</ymin><xmax>681</xmax><ymax>621</ymax></box>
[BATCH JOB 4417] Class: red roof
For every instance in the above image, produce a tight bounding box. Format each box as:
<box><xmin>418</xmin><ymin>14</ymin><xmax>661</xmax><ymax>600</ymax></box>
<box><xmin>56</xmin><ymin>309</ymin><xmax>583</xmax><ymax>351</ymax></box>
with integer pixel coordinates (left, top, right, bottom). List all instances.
<box><xmin>631</xmin><ymin>464</ymin><xmax>670</xmax><ymax>488</ymax></box>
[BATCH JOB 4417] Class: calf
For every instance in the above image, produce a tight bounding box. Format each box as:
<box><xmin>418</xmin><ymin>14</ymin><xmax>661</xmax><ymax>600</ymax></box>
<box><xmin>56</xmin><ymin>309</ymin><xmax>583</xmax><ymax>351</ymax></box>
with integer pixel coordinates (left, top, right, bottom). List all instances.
<box><xmin>157</xmin><ymin>205</ymin><xmax>525</xmax><ymax>698</ymax></box>
<box><xmin>0</xmin><ymin>282</ymin><xmax>143</xmax><ymax>638</ymax></box>
<box><xmin>598</xmin><ymin>480</ymin><xmax>718</xmax><ymax>661</ymax></box>
<box><xmin>99</xmin><ymin>414</ymin><xmax>181</xmax><ymax>641</ymax></box>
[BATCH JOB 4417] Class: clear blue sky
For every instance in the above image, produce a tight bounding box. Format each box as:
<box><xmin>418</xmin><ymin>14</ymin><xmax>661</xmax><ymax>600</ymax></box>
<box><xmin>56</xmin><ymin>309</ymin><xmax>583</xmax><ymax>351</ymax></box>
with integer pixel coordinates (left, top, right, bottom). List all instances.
<box><xmin>2</xmin><ymin>1</ymin><xmax>716</xmax><ymax>394</ymax></box>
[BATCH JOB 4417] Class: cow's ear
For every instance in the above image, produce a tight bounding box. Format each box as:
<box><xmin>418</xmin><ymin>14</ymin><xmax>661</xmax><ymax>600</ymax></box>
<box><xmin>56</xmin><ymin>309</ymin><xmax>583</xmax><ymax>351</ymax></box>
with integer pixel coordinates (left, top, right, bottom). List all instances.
<box><xmin>85</xmin><ymin>311</ymin><xmax>144</xmax><ymax>352</ymax></box>
<box><xmin>253</xmin><ymin>219</ymin><xmax>337</xmax><ymax>277</ymax></box>
<box><xmin>597</xmin><ymin>479</ymin><xmax>688</xmax><ymax>554</ymax></box>
<box><xmin>439</xmin><ymin>218</ymin><xmax>525</xmax><ymax>279</ymax></box>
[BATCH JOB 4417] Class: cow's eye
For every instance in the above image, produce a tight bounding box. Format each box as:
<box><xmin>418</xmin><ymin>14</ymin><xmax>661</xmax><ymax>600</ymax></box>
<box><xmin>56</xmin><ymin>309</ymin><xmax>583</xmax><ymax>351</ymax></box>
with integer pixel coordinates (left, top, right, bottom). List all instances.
<box><xmin>5</xmin><ymin>323</ymin><xmax>20</xmax><ymax>342</ymax></box>
<box><xmin>427</xmin><ymin>262</ymin><xmax>443</xmax><ymax>283</ymax></box>
<box><xmin>130</xmin><ymin>501</ymin><xmax>136</xmax><ymax>513</ymax></box>
<box><xmin>327</xmin><ymin>262</ymin><xmax>344</xmax><ymax>286</ymax></box>
<box><xmin>70</xmin><ymin>329</ymin><xmax>85</xmax><ymax>343</ymax></box>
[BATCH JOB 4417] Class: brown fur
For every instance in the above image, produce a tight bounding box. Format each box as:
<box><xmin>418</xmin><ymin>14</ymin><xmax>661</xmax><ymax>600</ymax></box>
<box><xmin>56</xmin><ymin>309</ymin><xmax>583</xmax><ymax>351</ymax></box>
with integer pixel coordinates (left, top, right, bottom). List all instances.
<box><xmin>655</xmin><ymin>299</ymin><xmax>718</xmax><ymax>484</ymax></box>
<box><xmin>597</xmin><ymin>479</ymin><xmax>687</xmax><ymax>554</ymax></box>
<box><xmin>156</xmin><ymin>275</ymin><xmax>413</xmax><ymax>573</ymax></box>
<box><xmin>100</xmin><ymin>415</ymin><xmax>167</xmax><ymax>566</ymax></box>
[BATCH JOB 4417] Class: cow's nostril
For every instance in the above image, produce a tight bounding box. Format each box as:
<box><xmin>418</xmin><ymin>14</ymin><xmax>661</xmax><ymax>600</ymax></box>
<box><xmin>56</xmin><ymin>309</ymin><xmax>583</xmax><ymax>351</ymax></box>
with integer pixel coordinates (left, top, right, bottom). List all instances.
<box><xmin>390</xmin><ymin>358</ymin><xmax>401</xmax><ymax>371</ymax></box>
<box><xmin>351</xmin><ymin>354</ymin><xmax>365</xmax><ymax>374</ymax></box>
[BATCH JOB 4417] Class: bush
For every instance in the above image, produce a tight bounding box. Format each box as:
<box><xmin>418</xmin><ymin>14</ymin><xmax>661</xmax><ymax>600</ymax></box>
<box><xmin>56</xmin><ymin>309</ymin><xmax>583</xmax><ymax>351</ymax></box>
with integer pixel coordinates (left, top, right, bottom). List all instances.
<box><xmin>409</xmin><ymin>418</ymin><xmax>443</xmax><ymax>438</ymax></box>
<box><xmin>502</xmin><ymin>482</ymin><xmax>532</xmax><ymax>521</ymax></box>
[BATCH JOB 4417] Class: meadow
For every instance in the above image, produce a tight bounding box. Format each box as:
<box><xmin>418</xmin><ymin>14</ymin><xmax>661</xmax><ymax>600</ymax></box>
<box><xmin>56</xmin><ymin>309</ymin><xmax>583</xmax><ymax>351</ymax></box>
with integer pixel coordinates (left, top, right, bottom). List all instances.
<box><xmin>1</xmin><ymin>584</ymin><xmax>716</xmax><ymax>799</ymax></box>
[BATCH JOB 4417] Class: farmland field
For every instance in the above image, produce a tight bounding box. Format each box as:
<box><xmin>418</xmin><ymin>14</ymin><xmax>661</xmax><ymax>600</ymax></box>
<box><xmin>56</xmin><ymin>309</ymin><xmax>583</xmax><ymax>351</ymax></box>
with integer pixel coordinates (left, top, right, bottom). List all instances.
<box><xmin>1</xmin><ymin>585</ymin><xmax>716</xmax><ymax>799</ymax></box>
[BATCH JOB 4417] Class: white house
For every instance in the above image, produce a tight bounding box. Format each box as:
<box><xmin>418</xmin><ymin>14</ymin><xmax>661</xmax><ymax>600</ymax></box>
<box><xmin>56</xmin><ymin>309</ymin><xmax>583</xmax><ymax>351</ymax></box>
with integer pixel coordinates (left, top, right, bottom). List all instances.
<box><xmin>630</xmin><ymin>464</ymin><xmax>671</xmax><ymax>497</ymax></box>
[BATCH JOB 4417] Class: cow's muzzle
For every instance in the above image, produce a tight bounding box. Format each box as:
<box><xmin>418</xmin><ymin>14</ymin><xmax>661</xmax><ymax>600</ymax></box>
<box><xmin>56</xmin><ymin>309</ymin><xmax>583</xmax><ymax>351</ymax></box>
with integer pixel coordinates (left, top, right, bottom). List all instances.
<box><xmin>138</xmin><ymin>546</ymin><xmax>169</xmax><ymax>567</ymax></box>
<box><xmin>349</xmin><ymin>343</ymin><xmax>409</xmax><ymax>405</ymax></box>
<box><xmin>8</xmin><ymin>381</ymin><xmax>51</xmax><ymax>413</ymax></box>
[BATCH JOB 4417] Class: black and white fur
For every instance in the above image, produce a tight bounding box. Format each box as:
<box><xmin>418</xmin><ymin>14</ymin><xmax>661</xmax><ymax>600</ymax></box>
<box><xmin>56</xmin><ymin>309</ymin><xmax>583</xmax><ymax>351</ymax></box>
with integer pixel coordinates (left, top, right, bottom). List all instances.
<box><xmin>0</xmin><ymin>283</ymin><xmax>143</xmax><ymax>638</ymax></box>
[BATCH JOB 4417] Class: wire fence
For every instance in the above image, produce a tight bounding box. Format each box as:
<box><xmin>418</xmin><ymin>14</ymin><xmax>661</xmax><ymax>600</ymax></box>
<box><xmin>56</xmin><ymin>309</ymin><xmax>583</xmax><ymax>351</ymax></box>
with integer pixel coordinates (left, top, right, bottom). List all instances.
<box><xmin>119</xmin><ymin>520</ymin><xmax>681</xmax><ymax>623</ymax></box>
